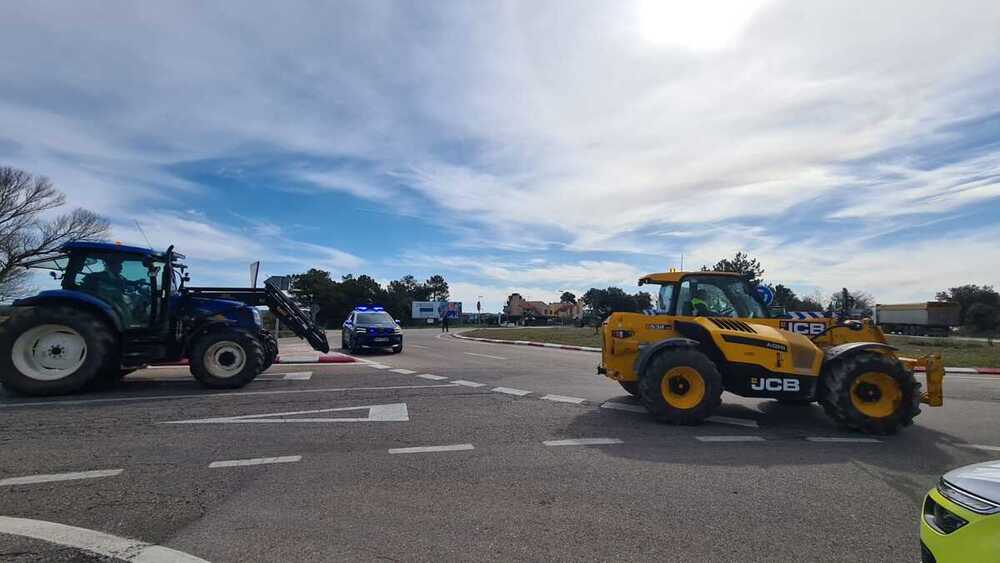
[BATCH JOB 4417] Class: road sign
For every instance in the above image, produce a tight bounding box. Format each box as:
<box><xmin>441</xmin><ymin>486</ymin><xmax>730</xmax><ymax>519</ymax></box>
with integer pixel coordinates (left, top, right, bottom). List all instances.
<box><xmin>756</xmin><ymin>285</ymin><xmax>774</xmax><ymax>306</ymax></box>
<box><xmin>162</xmin><ymin>403</ymin><xmax>409</xmax><ymax>424</ymax></box>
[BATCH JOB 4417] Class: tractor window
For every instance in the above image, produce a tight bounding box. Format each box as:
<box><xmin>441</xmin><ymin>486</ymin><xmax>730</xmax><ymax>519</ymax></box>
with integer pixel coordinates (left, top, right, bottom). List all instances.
<box><xmin>678</xmin><ymin>276</ymin><xmax>768</xmax><ymax>318</ymax></box>
<box><xmin>69</xmin><ymin>253</ymin><xmax>157</xmax><ymax>328</ymax></box>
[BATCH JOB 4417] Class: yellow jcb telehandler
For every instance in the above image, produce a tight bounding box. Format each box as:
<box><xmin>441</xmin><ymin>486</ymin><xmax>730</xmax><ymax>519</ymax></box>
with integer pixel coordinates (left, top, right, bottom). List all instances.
<box><xmin>598</xmin><ymin>271</ymin><xmax>944</xmax><ymax>434</ymax></box>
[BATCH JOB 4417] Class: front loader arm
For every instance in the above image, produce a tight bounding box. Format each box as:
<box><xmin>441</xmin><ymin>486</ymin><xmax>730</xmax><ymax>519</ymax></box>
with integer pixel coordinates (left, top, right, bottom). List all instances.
<box><xmin>900</xmin><ymin>354</ymin><xmax>944</xmax><ymax>407</ymax></box>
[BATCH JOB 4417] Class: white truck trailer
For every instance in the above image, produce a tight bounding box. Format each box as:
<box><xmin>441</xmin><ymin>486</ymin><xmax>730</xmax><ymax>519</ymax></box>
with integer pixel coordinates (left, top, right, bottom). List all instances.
<box><xmin>874</xmin><ymin>302</ymin><xmax>961</xmax><ymax>336</ymax></box>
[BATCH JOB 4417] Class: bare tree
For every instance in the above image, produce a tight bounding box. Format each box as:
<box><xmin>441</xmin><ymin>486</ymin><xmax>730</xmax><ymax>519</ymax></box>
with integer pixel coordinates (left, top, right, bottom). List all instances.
<box><xmin>0</xmin><ymin>166</ymin><xmax>110</xmax><ymax>301</ymax></box>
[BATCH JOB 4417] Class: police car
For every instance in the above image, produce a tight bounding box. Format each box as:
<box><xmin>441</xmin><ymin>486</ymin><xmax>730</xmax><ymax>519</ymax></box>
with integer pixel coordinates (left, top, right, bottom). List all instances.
<box><xmin>341</xmin><ymin>306</ymin><xmax>403</xmax><ymax>353</ymax></box>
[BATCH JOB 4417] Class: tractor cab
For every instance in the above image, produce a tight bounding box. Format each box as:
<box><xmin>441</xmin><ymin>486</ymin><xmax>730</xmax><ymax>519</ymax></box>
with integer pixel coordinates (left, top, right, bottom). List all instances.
<box><xmin>640</xmin><ymin>271</ymin><xmax>770</xmax><ymax>319</ymax></box>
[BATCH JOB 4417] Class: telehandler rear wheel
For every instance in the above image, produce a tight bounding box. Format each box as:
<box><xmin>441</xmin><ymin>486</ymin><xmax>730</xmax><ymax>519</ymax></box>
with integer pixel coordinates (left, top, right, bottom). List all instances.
<box><xmin>638</xmin><ymin>349</ymin><xmax>723</xmax><ymax>424</ymax></box>
<box><xmin>818</xmin><ymin>352</ymin><xmax>921</xmax><ymax>434</ymax></box>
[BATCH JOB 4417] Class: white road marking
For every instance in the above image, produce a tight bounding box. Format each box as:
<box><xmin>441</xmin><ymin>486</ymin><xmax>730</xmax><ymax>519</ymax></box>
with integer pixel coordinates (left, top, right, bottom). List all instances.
<box><xmin>696</xmin><ymin>436</ymin><xmax>766</xmax><ymax>442</ymax></box>
<box><xmin>0</xmin><ymin>516</ymin><xmax>209</xmax><ymax>562</ymax></box>
<box><xmin>463</xmin><ymin>352</ymin><xmax>508</xmax><ymax>360</ymax></box>
<box><xmin>957</xmin><ymin>443</ymin><xmax>1000</xmax><ymax>452</ymax></box>
<box><xmin>147</xmin><ymin>362</ymin><xmax>369</xmax><ymax>369</ymax></box>
<box><xmin>541</xmin><ymin>394</ymin><xmax>586</xmax><ymax>404</ymax></box>
<box><xmin>492</xmin><ymin>386</ymin><xmax>531</xmax><ymax>396</ymax></box>
<box><xmin>452</xmin><ymin>379</ymin><xmax>486</xmax><ymax>388</ymax></box>
<box><xmin>543</xmin><ymin>438</ymin><xmax>623</xmax><ymax>447</ymax></box>
<box><xmin>806</xmin><ymin>437</ymin><xmax>882</xmax><ymax>443</ymax></box>
<box><xmin>706</xmin><ymin>415</ymin><xmax>759</xmax><ymax>428</ymax></box>
<box><xmin>388</xmin><ymin>444</ymin><xmax>475</xmax><ymax>454</ymax></box>
<box><xmin>209</xmin><ymin>456</ymin><xmax>302</xmax><ymax>468</ymax></box>
<box><xmin>164</xmin><ymin>403</ymin><xmax>409</xmax><ymax>424</ymax></box>
<box><xmin>409</xmin><ymin>344</ymin><xmax>429</xmax><ymax>349</ymax></box>
<box><xmin>600</xmin><ymin>401</ymin><xmax>646</xmax><ymax>413</ymax></box>
<box><xmin>368</xmin><ymin>364</ymin><xmax>392</xmax><ymax>370</ymax></box>
<box><xmin>282</xmin><ymin>371</ymin><xmax>313</xmax><ymax>380</ymax></box>
<box><xmin>0</xmin><ymin>469</ymin><xmax>123</xmax><ymax>487</ymax></box>
<box><xmin>390</xmin><ymin>368</ymin><xmax>417</xmax><ymax>374</ymax></box>
<box><xmin>418</xmin><ymin>373</ymin><xmax>449</xmax><ymax>381</ymax></box>
<box><xmin>0</xmin><ymin>384</ymin><xmax>457</xmax><ymax>409</ymax></box>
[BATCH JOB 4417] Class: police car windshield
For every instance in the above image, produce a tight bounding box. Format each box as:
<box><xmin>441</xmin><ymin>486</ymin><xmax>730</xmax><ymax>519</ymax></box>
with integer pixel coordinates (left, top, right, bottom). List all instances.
<box><xmin>357</xmin><ymin>312</ymin><xmax>394</xmax><ymax>324</ymax></box>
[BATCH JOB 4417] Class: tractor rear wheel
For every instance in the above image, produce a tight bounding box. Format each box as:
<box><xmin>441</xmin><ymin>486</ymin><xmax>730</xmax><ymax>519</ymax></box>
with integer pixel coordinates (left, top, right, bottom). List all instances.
<box><xmin>619</xmin><ymin>381</ymin><xmax>640</xmax><ymax>396</ymax></box>
<box><xmin>0</xmin><ymin>305</ymin><xmax>116</xmax><ymax>396</ymax></box>
<box><xmin>638</xmin><ymin>349</ymin><xmax>723</xmax><ymax>424</ymax></box>
<box><xmin>818</xmin><ymin>352</ymin><xmax>920</xmax><ymax>434</ymax></box>
<box><xmin>190</xmin><ymin>329</ymin><xmax>265</xmax><ymax>389</ymax></box>
<box><xmin>261</xmin><ymin>331</ymin><xmax>278</xmax><ymax>371</ymax></box>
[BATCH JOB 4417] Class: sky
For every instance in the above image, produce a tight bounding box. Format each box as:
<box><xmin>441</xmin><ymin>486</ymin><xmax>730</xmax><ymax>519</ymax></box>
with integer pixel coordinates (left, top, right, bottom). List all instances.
<box><xmin>2</xmin><ymin>0</ymin><xmax>999</xmax><ymax>313</ymax></box>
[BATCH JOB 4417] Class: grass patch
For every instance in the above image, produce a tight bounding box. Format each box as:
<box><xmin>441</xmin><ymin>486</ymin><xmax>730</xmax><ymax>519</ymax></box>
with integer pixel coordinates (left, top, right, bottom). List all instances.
<box><xmin>885</xmin><ymin>335</ymin><xmax>999</xmax><ymax>368</ymax></box>
<box><xmin>462</xmin><ymin>327</ymin><xmax>601</xmax><ymax>348</ymax></box>
<box><xmin>462</xmin><ymin>328</ymin><xmax>999</xmax><ymax>367</ymax></box>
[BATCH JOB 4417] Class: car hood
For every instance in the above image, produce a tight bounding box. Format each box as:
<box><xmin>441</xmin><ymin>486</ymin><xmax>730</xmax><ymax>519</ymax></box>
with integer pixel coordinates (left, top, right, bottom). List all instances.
<box><xmin>943</xmin><ymin>460</ymin><xmax>1000</xmax><ymax>504</ymax></box>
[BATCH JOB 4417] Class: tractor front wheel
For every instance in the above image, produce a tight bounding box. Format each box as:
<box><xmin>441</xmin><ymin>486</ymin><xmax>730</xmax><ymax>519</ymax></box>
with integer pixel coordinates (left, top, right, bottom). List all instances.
<box><xmin>0</xmin><ymin>305</ymin><xmax>116</xmax><ymax>396</ymax></box>
<box><xmin>818</xmin><ymin>352</ymin><xmax>920</xmax><ymax>434</ymax></box>
<box><xmin>638</xmin><ymin>349</ymin><xmax>723</xmax><ymax>424</ymax></box>
<box><xmin>190</xmin><ymin>329</ymin><xmax>265</xmax><ymax>389</ymax></box>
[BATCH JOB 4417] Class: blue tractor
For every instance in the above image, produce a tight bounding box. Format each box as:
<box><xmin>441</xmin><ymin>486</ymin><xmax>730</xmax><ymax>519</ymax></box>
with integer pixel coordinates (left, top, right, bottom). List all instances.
<box><xmin>0</xmin><ymin>241</ymin><xmax>329</xmax><ymax>396</ymax></box>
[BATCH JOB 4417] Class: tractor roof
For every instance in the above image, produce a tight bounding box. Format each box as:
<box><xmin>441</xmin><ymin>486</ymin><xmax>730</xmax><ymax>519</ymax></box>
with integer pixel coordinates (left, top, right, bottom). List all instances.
<box><xmin>638</xmin><ymin>271</ymin><xmax>742</xmax><ymax>284</ymax></box>
<box><xmin>61</xmin><ymin>241</ymin><xmax>168</xmax><ymax>258</ymax></box>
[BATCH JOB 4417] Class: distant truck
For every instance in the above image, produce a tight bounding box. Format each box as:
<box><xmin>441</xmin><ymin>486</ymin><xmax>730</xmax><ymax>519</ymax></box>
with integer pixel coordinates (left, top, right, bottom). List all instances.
<box><xmin>874</xmin><ymin>302</ymin><xmax>961</xmax><ymax>336</ymax></box>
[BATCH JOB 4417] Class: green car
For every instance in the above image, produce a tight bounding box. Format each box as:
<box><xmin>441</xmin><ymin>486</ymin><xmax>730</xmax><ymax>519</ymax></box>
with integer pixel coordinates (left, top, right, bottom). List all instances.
<box><xmin>921</xmin><ymin>460</ymin><xmax>1000</xmax><ymax>562</ymax></box>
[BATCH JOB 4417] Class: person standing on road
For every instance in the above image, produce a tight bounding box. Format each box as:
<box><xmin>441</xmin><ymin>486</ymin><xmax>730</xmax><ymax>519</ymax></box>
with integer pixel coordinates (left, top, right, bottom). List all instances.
<box><xmin>441</xmin><ymin>313</ymin><xmax>450</xmax><ymax>333</ymax></box>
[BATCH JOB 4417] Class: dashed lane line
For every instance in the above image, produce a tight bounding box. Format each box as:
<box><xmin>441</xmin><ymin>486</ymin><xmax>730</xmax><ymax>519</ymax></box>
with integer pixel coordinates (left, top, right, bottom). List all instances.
<box><xmin>806</xmin><ymin>437</ymin><xmax>882</xmax><ymax>443</ymax></box>
<box><xmin>417</xmin><ymin>373</ymin><xmax>449</xmax><ymax>381</ymax></box>
<box><xmin>452</xmin><ymin>379</ymin><xmax>487</xmax><ymax>388</ymax></box>
<box><xmin>0</xmin><ymin>516</ymin><xmax>209</xmax><ymax>563</ymax></box>
<box><xmin>463</xmin><ymin>352</ymin><xmax>508</xmax><ymax>360</ymax></box>
<box><xmin>600</xmin><ymin>401</ymin><xmax>646</xmax><ymax>413</ymax></box>
<box><xmin>695</xmin><ymin>436</ymin><xmax>766</xmax><ymax>442</ymax></box>
<box><xmin>282</xmin><ymin>371</ymin><xmax>313</xmax><ymax>381</ymax></box>
<box><xmin>0</xmin><ymin>469</ymin><xmax>123</xmax><ymax>487</ymax></box>
<box><xmin>492</xmin><ymin>386</ymin><xmax>531</xmax><ymax>396</ymax></box>
<box><xmin>368</xmin><ymin>364</ymin><xmax>392</xmax><ymax>370</ymax></box>
<box><xmin>0</xmin><ymin>383</ymin><xmax>459</xmax><ymax>409</ymax></box>
<box><xmin>543</xmin><ymin>438</ymin><xmax>623</xmax><ymax>447</ymax></box>
<box><xmin>390</xmin><ymin>368</ymin><xmax>417</xmax><ymax>375</ymax></box>
<box><xmin>408</xmin><ymin>344</ymin><xmax>429</xmax><ymax>349</ymax></box>
<box><xmin>208</xmin><ymin>456</ymin><xmax>302</xmax><ymax>468</ymax></box>
<box><xmin>388</xmin><ymin>444</ymin><xmax>475</xmax><ymax>454</ymax></box>
<box><xmin>541</xmin><ymin>394</ymin><xmax>586</xmax><ymax>404</ymax></box>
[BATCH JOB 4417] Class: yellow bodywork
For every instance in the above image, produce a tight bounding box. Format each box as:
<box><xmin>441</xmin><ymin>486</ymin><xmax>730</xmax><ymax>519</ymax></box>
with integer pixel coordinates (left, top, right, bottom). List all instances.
<box><xmin>600</xmin><ymin>272</ymin><xmax>945</xmax><ymax>407</ymax></box>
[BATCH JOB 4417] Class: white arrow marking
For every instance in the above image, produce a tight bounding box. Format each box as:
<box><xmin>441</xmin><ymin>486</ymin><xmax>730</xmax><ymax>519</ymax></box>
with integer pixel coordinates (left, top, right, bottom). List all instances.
<box><xmin>162</xmin><ymin>403</ymin><xmax>409</xmax><ymax>424</ymax></box>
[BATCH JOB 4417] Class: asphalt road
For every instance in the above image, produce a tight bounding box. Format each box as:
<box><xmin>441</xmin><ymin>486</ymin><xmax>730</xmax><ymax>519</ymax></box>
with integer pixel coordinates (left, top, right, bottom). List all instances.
<box><xmin>2</xmin><ymin>328</ymin><xmax>999</xmax><ymax>562</ymax></box>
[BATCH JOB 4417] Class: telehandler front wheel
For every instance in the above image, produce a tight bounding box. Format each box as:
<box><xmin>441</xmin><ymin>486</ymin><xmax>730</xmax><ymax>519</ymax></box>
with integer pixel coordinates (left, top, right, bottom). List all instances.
<box><xmin>818</xmin><ymin>352</ymin><xmax>921</xmax><ymax>435</ymax></box>
<box><xmin>638</xmin><ymin>349</ymin><xmax>723</xmax><ymax>425</ymax></box>
<box><xmin>190</xmin><ymin>329</ymin><xmax>265</xmax><ymax>389</ymax></box>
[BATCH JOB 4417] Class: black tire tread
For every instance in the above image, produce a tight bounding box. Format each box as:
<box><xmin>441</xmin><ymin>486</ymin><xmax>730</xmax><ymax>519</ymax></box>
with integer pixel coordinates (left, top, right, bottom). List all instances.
<box><xmin>189</xmin><ymin>328</ymin><xmax>265</xmax><ymax>389</ymax></box>
<box><xmin>0</xmin><ymin>305</ymin><xmax>116</xmax><ymax>396</ymax></box>
<box><xmin>637</xmin><ymin>348</ymin><xmax>723</xmax><ymax>425</ymax></box>
<box><xmin>818</xmin><ymin>352</ymin><xmax>921</xmax><ymax>435</ymax></box>
<box><xmin>619</xmin><ymin>381</ymin><xmax>640</xmax><ymax>396</ymax></box>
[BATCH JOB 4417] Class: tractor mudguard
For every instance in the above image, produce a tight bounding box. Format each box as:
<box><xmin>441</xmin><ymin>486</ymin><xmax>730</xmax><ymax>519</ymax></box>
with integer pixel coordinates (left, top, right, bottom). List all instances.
<box><xmin>634</xmin><ymin>337</ymin><xmax>700</xmax><ymax>376</ymax></box>
<box><xmin>823</xmin><ymin>341</ymin><xmax>898</xmax><ymax>363</ymax></box>
<box><xmin>13</xmin><ymin>290</ymin><xmax>123</xmax><ymax>332</ymax></box>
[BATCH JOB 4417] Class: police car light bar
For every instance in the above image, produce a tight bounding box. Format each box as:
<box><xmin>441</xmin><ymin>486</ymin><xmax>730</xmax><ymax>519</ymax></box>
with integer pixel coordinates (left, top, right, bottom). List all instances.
<box><xmin>353</xmin><ymin>305</ymin><xmax>385</xmax><ymax>312</ymax></box>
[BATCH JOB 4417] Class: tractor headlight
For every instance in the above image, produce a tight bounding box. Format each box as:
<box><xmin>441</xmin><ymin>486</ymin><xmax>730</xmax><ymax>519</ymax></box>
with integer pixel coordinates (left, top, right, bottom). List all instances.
<box><xmin>252</xmin><ymin>308</ymin><xmax>262</xmax><ymax>327</ymax></box>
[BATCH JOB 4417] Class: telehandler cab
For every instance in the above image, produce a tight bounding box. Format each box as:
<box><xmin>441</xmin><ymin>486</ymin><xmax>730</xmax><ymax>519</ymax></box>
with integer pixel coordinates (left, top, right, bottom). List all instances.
<box><xmin>598</xmin><ymin>271</ymin><xmax>944</xmax><ymax>434</ymax></box>
<box><xmin>0</xmin><ymin>241</ymin><xmax>329</xmax><ymax>396</ymax></box>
